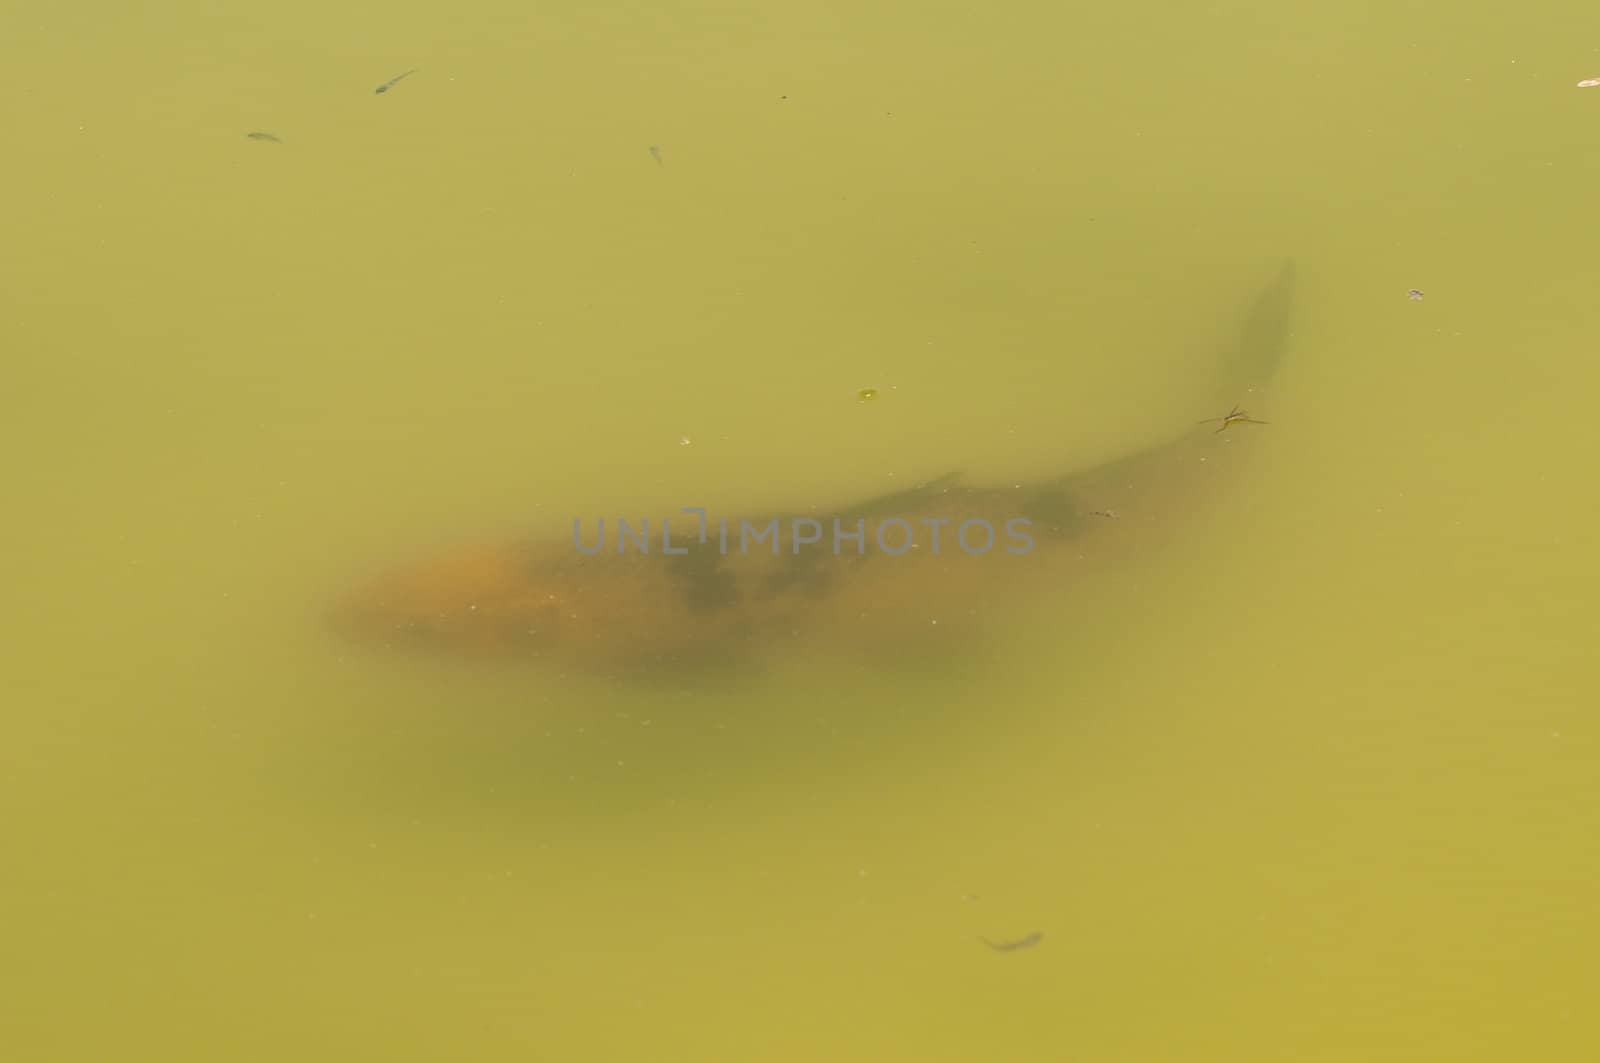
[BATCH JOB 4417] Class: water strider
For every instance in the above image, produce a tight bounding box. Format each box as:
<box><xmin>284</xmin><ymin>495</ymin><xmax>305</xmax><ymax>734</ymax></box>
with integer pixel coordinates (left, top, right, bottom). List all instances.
<box><xmin>331</xmin><ymin>263</ymin><xmax>1297</xmax><ymax>675</ymax></box>
<box><xmin>1197</xmin><ymin>404</ymin><xmax>1268</xmax><ymax>433</ymax></box>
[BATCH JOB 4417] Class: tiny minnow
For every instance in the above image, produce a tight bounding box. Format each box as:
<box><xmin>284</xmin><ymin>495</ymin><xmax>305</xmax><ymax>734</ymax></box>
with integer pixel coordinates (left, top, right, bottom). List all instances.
<box><xmin>375</xmin><ymin>69</ymin><xmax>417</xmax><ymax>94</ymax></box>
<box><xmin>981</xmin><ymin>931</ymin><xmax>1043</xmax><ymax>952</ymax></box>
<box><xmin>246</xmin><ymin>132</ymin><xmax>282</xmax><ymax>143</ymax></box>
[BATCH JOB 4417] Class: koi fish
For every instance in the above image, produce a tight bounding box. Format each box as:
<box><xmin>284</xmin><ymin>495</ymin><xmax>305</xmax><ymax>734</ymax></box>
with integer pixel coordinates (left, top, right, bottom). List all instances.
<box><xmin>330</xmin><ymin>262</ymin><xmax>1296</xmax><ymax>675</ymax></box>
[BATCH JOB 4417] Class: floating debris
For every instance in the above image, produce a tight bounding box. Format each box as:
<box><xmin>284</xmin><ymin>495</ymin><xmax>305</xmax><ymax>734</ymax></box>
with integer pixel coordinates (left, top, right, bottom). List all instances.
<box><xmin>857</xmin><ymin>388</ymin><xmax>879</xmax><ymax>402</ymax></box>
<box><xmin>246</xmin><ymin>132</ymin><xmax>282</xmax><ymax>143</ymax></box>
<box><xmin>1407</xmin><ymin>289</ymin><xmax>1424</xmax><ymax>301</ymax></box>
<box><xmin>375</xmin><ymin>69</ymin><xmax>417</xmax><ymax>94</ymax></box>
<box><xmin>981</xmin><ymin>931</ymin><xmax>1043</xmax><ymax>952</ymax></box>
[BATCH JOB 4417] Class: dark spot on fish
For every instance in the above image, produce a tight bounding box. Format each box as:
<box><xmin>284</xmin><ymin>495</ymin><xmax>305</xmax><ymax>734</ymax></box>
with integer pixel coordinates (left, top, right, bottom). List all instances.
<box><xmin>1016</xmin><ymin>485</ymin><xmax>1083</xmax><ymax>538</ymax></box>
<box><xmin>762</xmin><ymin>547</ymin><xmax>835</xmax><ymax>597</ymax></box>
<box><xmin>666</xmin><ymin>540</ymin><xmax>739</xmax><ymax>612</ymax></box>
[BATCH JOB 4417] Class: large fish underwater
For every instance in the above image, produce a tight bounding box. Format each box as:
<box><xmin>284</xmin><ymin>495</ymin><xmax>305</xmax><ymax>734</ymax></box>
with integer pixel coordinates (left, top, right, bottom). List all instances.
<box><xmin>332</xmin><ymin>262</ymin><xmax>1296</xmax><ymax>675</ymax></box>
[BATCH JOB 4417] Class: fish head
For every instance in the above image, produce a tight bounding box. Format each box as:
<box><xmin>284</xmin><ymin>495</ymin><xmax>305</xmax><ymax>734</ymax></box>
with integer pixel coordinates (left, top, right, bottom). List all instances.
<box><xmin>329</xmin><ymin>541</ymin><xmax>576</xmax><ymax>656</ymax></box>
<box><xmin>328</xmin><ymin>538</ymin><xmax>755</xmax><ymax>668</ymax></box>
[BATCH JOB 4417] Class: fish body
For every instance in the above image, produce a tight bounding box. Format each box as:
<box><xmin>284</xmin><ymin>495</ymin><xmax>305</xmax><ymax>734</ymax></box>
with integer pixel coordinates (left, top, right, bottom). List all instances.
<box><xmin>337</xmin><ymin>476</ymin><xmax>1085</xmax><ymax>670</ymax></box>
<box><xmin>331</xmin><ymin>263</ymin><xmax>1295</xmax><ymax>674</ymax></box>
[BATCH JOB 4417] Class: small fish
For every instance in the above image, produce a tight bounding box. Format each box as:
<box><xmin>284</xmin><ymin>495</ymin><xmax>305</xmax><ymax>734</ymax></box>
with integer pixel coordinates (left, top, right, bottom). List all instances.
<box><xmin>375</xmin><ymin>69</ymin><xmax>417</xmax><ymax>94</ymax></box>
<box><xmin>1578</xmin><ymin>78</ymin><xmax>1600</xmax><ymax>88</ymax></box>
<box><xmin>981</xmin><ymin>931</ymin><xmax>1044</xmax><ymax>952</ymax></box>
<box><xmin>1407</xmin><ymin>289</ymin><xmax>1424</xmax><ymax>301</ymax></box>
<box><xmin>246</xmin><ymin>132</ymin><xmax>282</xmax><ymax>143</ymax></box>
<box><xmin>648</xmin><ymin>145</ymin><xmax>664</xmax><ymax>166</ymax></box>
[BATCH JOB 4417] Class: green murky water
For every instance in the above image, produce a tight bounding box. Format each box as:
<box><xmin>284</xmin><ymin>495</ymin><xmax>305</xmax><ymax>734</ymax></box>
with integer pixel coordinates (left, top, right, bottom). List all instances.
<box><xmin>4</xmin><ymin>1</ymin><xmax>1599</xmax><ymax>1059</ymax></box>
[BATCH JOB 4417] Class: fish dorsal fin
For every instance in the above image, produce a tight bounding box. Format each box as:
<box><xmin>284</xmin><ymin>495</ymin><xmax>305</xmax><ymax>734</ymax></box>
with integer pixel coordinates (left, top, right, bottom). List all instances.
<box><xmin>836</xmin><ymin>471</ymin><xmax>965</xmax><ymax>520</ymax></box>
